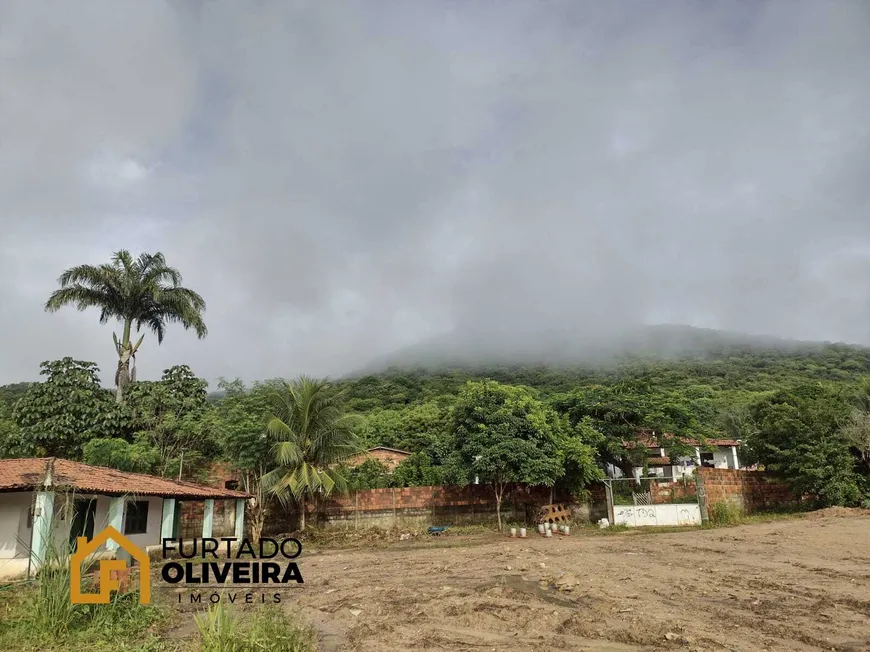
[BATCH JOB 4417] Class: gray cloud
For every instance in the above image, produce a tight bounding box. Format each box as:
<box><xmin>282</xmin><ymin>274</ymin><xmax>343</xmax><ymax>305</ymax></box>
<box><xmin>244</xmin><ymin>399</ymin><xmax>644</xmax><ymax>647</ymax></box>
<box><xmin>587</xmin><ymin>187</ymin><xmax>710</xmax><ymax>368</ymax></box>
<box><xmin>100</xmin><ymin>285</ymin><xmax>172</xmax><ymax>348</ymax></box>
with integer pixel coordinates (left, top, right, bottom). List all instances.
<box><xmin>1</xmin><ymin>0</ymin><xmax>869</xmax><ymax>386</ymax></box>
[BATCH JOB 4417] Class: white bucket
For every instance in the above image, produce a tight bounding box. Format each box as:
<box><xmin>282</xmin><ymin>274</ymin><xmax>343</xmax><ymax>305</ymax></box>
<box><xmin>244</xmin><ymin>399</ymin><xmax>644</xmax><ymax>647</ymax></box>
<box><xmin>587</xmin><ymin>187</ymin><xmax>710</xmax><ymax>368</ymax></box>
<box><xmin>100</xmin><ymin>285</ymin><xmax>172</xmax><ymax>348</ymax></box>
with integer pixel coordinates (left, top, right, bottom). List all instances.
<box><xmin>538</xmin><ymin>524</ymin><xmax>546</xmax><ymax>534</ymax></box>
<box><xmin>545</xmin><ymin>529</ymin><xmax>553</xmax><ymax>537</ymax></box>
<box><xmin>519</xmin><ymin>528</ymin><xmax>527</xmax><ymax>538</ymax></box>
<box><xmin>563</xmin><ymin>526</ymin><xmax>570</xmax><ymax>536</ymax></box>
<box><xmin>510</xmin><ymin>527</ymin><xmax>517</xmax><ymax>537</ymax></box>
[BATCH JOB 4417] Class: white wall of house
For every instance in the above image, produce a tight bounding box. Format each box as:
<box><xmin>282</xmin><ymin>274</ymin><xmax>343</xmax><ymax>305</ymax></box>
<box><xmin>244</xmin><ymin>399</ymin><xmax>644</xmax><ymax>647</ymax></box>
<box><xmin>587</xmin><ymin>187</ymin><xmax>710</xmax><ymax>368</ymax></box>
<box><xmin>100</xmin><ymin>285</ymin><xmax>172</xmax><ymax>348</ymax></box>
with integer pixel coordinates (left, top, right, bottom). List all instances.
<box><xmin>607</xmin><ymin>445</ymin><xmax>742</xmax><ymax>480</ymax></box>
<box><xmin>52</xmin><ymin>494</ymin><xmax>163</xmax><ymax>552</ymax></box>
<box><xmin>0</xmin><ymin>492</ymin><xmax>166</xmax><ymax>568</ymax></box>
<box><xmin>0</xmin><ymin>492</ymin><xmax>32</xmax><ymax>559</ymax></box>
<box><xmin>0</xmin><ymin>490</ymin><xmax>213</xmax><ymax>581</ymax></box>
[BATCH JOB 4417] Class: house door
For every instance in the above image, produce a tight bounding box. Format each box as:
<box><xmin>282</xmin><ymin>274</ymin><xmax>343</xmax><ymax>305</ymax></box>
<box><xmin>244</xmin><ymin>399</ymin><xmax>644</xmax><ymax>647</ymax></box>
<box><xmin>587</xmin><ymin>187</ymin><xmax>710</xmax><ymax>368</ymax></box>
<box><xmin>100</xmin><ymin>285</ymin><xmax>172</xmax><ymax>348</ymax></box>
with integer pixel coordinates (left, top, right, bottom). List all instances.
<box><xmin>69</xmin><ymin>499</ymin><xmax>97</xmax><ymax>549</ymax></box>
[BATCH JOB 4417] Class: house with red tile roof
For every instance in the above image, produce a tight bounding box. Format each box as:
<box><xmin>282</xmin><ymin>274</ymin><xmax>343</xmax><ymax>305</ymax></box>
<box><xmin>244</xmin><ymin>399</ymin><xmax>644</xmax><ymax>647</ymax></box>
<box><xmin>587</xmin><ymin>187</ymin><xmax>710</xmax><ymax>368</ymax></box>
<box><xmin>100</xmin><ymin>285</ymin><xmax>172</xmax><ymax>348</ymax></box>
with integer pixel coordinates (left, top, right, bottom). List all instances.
<box><xmin>0</xmin><ymin>457</ymin><xmax>250</xmax><ymax>580</ymax></box>
<box><xmin>608</xmin><ymin>431</ymin><xmax>743</xmax><ymax>480</ymax></box>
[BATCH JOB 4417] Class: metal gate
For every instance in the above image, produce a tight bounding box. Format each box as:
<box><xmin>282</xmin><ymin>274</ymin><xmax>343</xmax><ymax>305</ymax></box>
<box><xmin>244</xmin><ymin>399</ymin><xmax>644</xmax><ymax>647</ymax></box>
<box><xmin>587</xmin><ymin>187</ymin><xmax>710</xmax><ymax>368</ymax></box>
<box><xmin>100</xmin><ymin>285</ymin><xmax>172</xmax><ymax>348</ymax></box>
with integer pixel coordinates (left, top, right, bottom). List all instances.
<box><xmin>600</xmin><ymin>475</ymin><xmax>704</xmax><ymax>527</ymax></box>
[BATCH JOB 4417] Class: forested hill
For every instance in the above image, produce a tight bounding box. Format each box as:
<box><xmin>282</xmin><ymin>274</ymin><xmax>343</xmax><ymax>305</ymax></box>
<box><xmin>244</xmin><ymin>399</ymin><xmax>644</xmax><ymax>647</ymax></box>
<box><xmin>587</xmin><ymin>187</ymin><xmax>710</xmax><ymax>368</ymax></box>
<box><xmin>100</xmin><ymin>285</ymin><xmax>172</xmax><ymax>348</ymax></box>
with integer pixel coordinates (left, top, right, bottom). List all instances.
<box><xmin>338</xmin><ymin>334</ymin><xmax>870</xmax><ymax>414</ymax></box>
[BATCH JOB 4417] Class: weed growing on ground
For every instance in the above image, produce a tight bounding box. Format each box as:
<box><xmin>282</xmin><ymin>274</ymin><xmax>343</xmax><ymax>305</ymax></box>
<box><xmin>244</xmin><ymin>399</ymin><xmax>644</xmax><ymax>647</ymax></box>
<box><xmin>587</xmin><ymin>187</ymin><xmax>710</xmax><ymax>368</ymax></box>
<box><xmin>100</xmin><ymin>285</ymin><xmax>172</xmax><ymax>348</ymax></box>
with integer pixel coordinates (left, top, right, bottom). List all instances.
<box><xmin>708</xmin><ymin>501</ymin><xmax>743</xmax><ymax>525</ymax></box>
<box><xmin>0</xmin><ymin>529</ymin><xmax>165</xmax><ymax>652</ymax></box>
<box><xmin>195</xmin><ymin>602</ymin><xmax>315</xmax><ymax>652</ymax></box>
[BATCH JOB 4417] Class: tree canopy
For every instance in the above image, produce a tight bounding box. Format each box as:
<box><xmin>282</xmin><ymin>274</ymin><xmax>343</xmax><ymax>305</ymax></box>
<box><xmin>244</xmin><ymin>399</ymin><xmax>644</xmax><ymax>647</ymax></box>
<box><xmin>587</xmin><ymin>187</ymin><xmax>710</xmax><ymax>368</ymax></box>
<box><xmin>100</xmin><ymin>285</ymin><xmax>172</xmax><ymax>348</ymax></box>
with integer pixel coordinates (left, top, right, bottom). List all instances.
<box><xmin>44</xmin><ymin>250</ymin><xmax>207</xmax><ymax>403</ymax></box>
<box><xmin>2</xmin><ymin>330</ymin><xmax>870</xmax><ymax>512</ymax></box>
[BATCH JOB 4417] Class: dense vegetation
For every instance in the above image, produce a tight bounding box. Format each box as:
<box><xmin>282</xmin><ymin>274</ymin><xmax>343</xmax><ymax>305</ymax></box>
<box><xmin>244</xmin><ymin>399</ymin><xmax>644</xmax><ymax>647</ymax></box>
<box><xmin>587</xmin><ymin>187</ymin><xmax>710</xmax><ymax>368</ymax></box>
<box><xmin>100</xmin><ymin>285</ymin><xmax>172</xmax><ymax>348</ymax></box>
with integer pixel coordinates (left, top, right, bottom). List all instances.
<box><xmin>2</xmin><ymin>337</ymin><xmax>870</xmax><ymax>512</ymax></box>
<box><xmin>1</xmin><ymin>250</ymin><xmax>868</xmax><ymax>518</ymax></box>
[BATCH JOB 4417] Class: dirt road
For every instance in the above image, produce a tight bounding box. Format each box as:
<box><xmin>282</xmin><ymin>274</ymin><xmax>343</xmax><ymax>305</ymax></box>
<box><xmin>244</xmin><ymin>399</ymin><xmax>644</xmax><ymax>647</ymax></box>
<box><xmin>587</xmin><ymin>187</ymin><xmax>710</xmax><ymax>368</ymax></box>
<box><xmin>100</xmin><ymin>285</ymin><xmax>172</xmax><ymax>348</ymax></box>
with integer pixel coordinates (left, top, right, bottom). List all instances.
<box><xmin>284</xmin><ymin>510</ymin><xmax>870</xmax><ymax>651</ymax></box>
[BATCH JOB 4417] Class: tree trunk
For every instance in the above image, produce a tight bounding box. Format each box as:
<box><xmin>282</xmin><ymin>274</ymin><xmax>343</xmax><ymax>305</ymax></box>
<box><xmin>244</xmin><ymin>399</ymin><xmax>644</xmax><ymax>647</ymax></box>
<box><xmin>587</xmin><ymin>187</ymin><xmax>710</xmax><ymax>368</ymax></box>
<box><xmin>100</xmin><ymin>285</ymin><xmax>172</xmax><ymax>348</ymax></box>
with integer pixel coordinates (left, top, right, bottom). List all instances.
<box><xmin>298</xmin><ymin>498</ymin><xmax>306</xmax><ymax>532</ymax></box>
<box><xmin>494</xmin><ymin>482</ymin><xmax>504</xmax><ymax>531</ymax></box>
<box><xmin>115</xmin><ymin>319</ymin><xmax>133</xmax><ymax>404</ymax></box>
<box><xmin>242</xmin><ymin>470</ymin><xmax>266</xmax><ymax>542</ymax></box>
<box><xmin>250</xmin><ymin>503</ymin><xmax>265</xmax><ymax>542</ymax></box>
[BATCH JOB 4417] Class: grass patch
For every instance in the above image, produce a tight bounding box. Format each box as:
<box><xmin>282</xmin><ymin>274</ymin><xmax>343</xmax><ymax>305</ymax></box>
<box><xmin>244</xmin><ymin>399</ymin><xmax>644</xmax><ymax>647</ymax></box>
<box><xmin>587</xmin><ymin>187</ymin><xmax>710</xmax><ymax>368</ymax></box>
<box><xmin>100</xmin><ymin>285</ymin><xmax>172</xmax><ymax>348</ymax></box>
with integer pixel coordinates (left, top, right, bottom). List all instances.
<box><xmin>0</xmin><ymin>578</ymin><xmax>167</xmax><ymax>652</ymax></box>
<box><xmin>195</xmin><ymin>602</ymin><xmax>314</xmax><ymax>652</ymax></box>
<box><xmin>0</xmin><ymin>530</ymin><xmax>168</xmax><ymax>652</ymax></box>
<box><xmin>708</xmin><ymin>501</ymin><xmax>743</xmax><ymax>525</ymax></box>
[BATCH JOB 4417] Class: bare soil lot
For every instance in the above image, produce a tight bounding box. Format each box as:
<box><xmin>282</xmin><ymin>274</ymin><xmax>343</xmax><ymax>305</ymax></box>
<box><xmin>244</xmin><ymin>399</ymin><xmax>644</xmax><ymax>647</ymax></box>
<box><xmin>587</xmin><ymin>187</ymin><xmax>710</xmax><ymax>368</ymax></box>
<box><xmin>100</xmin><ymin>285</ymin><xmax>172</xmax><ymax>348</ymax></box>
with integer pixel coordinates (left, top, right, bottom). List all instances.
<box><xmin>158</xmin><ymin>510</ymin><xmax>870</xmax><ymax>651</ymax></box>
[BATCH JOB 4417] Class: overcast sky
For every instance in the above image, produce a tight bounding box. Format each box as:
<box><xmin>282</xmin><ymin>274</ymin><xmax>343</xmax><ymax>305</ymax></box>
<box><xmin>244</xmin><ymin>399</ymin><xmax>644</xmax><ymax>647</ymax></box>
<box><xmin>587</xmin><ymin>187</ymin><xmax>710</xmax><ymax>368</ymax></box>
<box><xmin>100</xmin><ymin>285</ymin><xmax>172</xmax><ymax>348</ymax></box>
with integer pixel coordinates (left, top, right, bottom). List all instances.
<box><xmin>2</xmin><ymin>0</ymin><xmax>869</xmax><ymax>387</ymax></box>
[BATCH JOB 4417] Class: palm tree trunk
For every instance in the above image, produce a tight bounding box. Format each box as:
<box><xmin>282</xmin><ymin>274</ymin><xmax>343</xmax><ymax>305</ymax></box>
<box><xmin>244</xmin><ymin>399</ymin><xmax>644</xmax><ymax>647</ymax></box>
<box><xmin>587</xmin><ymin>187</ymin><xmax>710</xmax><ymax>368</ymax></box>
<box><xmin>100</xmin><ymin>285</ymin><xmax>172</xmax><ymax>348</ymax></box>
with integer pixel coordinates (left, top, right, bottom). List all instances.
<box><xmin>299</xmin><ymin>498</ymin><xmax>306</xmax><ymax>532</ymax></box>
<box><xmin>115</xmin><ymin>319</ymin><xmax>133</xmax><ymax>404</ymax></box>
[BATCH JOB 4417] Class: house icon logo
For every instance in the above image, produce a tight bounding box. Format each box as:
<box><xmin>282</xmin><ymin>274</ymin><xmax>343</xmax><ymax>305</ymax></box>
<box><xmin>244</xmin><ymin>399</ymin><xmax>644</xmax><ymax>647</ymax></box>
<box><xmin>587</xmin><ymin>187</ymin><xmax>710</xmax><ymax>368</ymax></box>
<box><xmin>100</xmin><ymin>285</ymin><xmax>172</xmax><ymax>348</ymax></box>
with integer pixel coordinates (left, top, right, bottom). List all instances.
<box><xmin>70</xmin><ymin>526</ymin><xmax>151</xmax><ymax>604</ymax></box>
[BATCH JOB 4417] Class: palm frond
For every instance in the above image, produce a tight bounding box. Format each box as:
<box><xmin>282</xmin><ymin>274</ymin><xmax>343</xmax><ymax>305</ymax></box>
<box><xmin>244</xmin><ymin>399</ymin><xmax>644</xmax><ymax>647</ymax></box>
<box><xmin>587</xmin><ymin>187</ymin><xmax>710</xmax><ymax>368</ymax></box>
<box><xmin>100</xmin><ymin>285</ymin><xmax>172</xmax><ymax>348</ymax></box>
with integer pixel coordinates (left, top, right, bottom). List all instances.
<box><xmin>46</xmin><ymin>250</ymin><xmax>208</xmax><ymax>349</ymax></box>
<box><xmin>264</xmin><ymin>377</ymin><xmax>363</xmax><ymax>504</ymax></box>
<box><xmin>45</xmin><ymin>285</ymin><xmax>118</xmax><ymax>314</ymax></box>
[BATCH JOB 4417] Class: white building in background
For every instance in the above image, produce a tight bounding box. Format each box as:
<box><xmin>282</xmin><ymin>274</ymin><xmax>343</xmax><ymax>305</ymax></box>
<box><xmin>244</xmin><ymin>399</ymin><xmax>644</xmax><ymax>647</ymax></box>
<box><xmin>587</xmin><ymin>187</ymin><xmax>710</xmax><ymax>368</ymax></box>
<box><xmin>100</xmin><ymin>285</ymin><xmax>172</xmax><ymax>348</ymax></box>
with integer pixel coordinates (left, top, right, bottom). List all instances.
<box><xmin>606</xmin><ymin>434</ymin><xmax>742</xmax><ymax>480</ymax></box>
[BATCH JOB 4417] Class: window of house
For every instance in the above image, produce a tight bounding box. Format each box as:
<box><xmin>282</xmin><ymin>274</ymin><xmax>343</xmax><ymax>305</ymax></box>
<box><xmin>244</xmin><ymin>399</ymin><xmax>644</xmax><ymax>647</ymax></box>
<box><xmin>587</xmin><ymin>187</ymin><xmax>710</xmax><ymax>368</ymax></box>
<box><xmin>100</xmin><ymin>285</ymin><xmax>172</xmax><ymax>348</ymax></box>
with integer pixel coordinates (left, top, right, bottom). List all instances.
<box><xmin>700</xmin><ymin>452</ymin><xmax>715</xmax><ymax>468</ymax></box>
<box><xmin>123</xmin><ymin>500</ymin><xmax>150</xmax><ymax>535</ymax></box>
<box><xmin>224</xmin><ymin>480</ymin><xmax>239</xmax><ymax>490</ymax></box>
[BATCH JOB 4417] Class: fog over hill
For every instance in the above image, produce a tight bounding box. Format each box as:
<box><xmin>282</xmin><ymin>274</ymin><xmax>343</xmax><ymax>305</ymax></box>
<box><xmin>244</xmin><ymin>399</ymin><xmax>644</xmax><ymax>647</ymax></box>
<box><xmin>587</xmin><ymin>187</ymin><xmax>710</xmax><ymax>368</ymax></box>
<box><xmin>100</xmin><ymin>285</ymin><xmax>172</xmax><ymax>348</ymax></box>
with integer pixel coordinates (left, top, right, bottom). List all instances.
<box><xmin>353</xmin><ymin>323</ymin><xmax>854</xmax><ymax>376</ymax></box>
<box><xmin>2</xmin><ymin>1</ymin><xmax>870</xmax><ymax>387</ymax></box>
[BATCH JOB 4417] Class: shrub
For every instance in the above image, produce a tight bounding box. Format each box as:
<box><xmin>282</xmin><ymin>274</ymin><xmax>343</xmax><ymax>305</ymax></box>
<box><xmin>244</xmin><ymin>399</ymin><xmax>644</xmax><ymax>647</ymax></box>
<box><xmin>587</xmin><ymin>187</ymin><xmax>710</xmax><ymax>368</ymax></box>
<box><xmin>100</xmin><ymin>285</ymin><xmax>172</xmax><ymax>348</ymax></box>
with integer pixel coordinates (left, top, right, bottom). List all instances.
<box><xmin>708</xmin><ymin>501</ymin><xmax>743</xmax><ymax>525</ymax></box>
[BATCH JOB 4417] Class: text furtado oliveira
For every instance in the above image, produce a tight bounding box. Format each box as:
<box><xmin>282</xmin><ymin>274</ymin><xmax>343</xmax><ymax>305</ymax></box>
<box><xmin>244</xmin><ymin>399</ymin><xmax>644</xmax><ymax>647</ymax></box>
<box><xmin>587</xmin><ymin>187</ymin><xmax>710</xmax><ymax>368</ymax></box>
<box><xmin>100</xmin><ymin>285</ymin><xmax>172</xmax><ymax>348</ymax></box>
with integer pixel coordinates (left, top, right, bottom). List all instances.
<box><xmin>161</xmin><ymin>537</ymin><xmax>304</xmax><ymax>585</ymax></box>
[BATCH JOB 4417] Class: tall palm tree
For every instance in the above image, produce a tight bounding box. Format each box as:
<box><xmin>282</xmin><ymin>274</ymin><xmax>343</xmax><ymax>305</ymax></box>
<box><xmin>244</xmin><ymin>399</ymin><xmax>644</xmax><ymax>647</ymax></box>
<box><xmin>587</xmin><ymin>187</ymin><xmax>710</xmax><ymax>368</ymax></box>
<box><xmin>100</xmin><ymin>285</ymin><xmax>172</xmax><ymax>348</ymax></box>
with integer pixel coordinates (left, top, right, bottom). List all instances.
<box><xmin>262</xmin><ymin>376</ymin><xmax>362</xmax><ymax>531</ymax></box>
<box><xmin>44</xmin><ymin>250</ymin><xmax>207</xmax><ymax>403</ymax></box>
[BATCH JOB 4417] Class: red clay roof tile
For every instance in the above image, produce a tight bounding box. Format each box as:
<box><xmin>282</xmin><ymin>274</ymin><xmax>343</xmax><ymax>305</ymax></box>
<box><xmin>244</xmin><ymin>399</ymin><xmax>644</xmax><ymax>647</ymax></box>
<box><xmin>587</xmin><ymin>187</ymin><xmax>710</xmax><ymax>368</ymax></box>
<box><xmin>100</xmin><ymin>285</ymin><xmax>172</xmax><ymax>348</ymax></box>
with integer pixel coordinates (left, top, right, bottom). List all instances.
<box><xmin>0</xmin><ymin>458</ymin><xmax>250</xmax><ymax>499</ymax></box>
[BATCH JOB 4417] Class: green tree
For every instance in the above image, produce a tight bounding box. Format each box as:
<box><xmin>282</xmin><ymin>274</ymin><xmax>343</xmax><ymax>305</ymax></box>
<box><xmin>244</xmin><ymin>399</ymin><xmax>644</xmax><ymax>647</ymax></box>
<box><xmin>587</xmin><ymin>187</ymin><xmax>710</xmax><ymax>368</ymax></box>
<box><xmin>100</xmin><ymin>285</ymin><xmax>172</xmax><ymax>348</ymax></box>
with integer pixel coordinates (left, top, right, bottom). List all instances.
<box><xmin>357</xmin><ymin>400</ymin><xmax>453</xmax><ymax>464</ymax></box>
<box><xmin>551</xmin><ymin>384</ymin><xmax>702</xmax><ymax>477</ymax></box>
<box><xmin>0</xmin><ymin>400</ymin><xmax>24</xmax><ymax>458</ymax></box>
<box><xmin>263</xmin><ymin>377</ymin><xmax>363</xmax><ymax>531</ymax></box>
<box><xmin>346</xmin><ymin>458</ymin><xmax>391</xmax><ymax>490</ymax></box>
<box><xmin>553</xmin><ymin>416</ymin><xmax>604</xmax><ymax>498</ymax></box>
<box><xmin>216</xmin><ymin>378</ymin><xmax>276</xmax><ymax>541</ymax></box>
<box><xmin>11</xmin><ymin>358</ymin><xmax>127</xmax><ymax>459</ymax></box>
<box><xmin>44</xmin><ymin>250</ymin><xmax>207</xmax><ymax>403</ymax></box>
<box><xmin>123</xmin><ymin>365</ymin><xmax>216</xmax><ymax>478</ymax></box>
<box><xmin>390</xmin><ymin>452</ymin><xmax>444</xmax><ymax>487</ymax></box>
<box><xmin>81</xmin><ymin>437</ymin><xmax>161</xmax><ymax>473</ymax></box>
<box><xmin>839</xmin><ymin>377</ymin><xmax>870</xmax><ymax>481</ymax></box>
<box><xmin>445</xmin><ymin>380</ymin><xmax>563</xmax><ymax>530</ymax></box>
<box><xmin>745</xmin><ymin>384</ymin><xmax>861</xmax><ymax>506</ymax></box>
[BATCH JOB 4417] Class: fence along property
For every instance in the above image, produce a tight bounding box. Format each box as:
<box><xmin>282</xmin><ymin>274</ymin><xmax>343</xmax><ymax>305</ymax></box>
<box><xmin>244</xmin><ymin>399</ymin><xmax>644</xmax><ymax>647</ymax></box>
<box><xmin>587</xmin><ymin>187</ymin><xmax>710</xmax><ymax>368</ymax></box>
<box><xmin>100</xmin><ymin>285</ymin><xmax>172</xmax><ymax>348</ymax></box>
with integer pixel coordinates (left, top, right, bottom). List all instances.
<box><xmin>179</xmin><ymin>466</ymin><xmax>800</xmax><ymax>534</ymax></box>
<box><xmin>261</xmin><ymin>483</ymin><xmax>581</xmax><ymax>532</ymax></box>
<box><xmin>600</xmin><ymin>469</ymin><xmax>799</xmax><ymax>528</ymax></box>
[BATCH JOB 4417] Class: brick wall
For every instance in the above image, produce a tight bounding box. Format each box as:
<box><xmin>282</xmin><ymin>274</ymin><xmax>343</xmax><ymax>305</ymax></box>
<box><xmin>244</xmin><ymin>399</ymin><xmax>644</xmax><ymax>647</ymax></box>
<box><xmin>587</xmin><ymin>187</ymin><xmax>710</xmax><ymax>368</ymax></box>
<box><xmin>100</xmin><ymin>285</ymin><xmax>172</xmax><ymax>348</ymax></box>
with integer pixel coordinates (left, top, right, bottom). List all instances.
<box><xmin>649</xmin><ymin>480</ymin><xmax>698</xmax><ymax>505</ymax></box>
<box><xmin>263</xmin><ymin>483</ymin><xmax>578</xmax><ymax>532</ymax></box>
<box><xmin>697</xmin><ymin>468</ymin><xmax>796</xmax><ymax>513</ymax></box>
<box><xmin>178</xmin><ymin>499</ymin><xmax>238</xmax><ymax>538</ymax></box>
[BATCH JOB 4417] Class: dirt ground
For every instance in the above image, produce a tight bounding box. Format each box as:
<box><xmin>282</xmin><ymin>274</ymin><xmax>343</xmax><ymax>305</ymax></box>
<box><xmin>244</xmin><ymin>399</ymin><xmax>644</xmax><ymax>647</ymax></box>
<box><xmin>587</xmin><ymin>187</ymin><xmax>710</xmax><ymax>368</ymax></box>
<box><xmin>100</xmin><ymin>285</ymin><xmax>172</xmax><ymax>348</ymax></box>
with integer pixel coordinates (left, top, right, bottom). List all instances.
<box><xmin>161</xmin><ymin>510</ymin><xmax>870</xmax><ymax>652</ymax></box>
